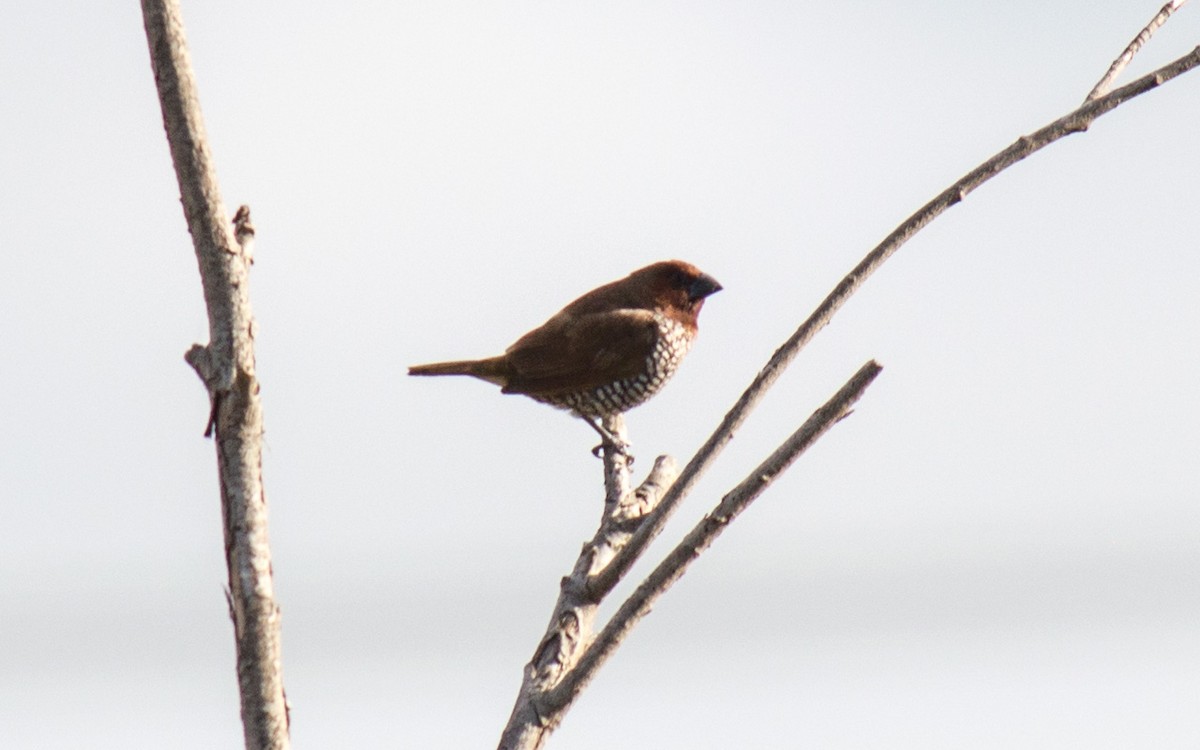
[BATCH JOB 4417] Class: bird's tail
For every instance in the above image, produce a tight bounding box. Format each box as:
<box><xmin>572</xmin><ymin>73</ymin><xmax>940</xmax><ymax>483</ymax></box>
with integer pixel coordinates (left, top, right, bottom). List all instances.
<box><xmin>408</xmin><ymin>357</ymin><xmax>508</xmax><ymax>386</ymax></box>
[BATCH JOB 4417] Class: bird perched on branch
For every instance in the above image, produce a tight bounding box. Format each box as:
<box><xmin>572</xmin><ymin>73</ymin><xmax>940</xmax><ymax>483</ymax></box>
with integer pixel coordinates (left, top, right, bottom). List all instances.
<box><xmin>409</xmin><ymin>260</ymin><xmax>722</xmax><ymax>450</ymax></box>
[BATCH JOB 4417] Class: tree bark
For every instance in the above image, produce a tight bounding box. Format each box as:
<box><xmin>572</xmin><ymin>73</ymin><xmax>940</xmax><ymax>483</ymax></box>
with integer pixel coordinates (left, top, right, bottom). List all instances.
<box><xmin>141</xmin><ymin>2</ymin><xmax>289</xmax><ymax>748</ymax></box>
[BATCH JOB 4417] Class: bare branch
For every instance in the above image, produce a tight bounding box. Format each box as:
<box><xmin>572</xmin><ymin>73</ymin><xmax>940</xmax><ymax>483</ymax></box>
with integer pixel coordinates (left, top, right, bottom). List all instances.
<box><xmin>545</xmin><ymin>360</ymin><xmax>883</xmax><ymax>722</ymax></box>
<box><xmin>586</xmin><ymin>42</ymin><xmax>1200</xmax><ymax>606</ymax></box>
<box><xmin>498</xmin><ymin>416</ymin><xmax>678</xmax><ymax>750</ymax></box>
<box><xmin>141</xmin><ymin>1</ymin><xmax>288</xmax><ymax>748</ymax></box>
<box><xmin>497</xmin><ymin>14</ymin><xmax>1200</xmax><ymax>750</ymax></box>
<box><xmin>599</xmin><ymin>414</ymin><xmax>633</xmax><ymax>508</ymax></box>
<box><xmin>498</xmin><ymin>365</ymin><xmax>878</xmax><ymax>749</ymax></box>
<box><xmin>468</xmin><ymin>10</ymin><xmax>1200</xmax><ymax>750</ymax></box>
<box><xmin>1086</xmin><ymin>0</ymin><xmax>1190</xmax><ymax>101</ymax></box>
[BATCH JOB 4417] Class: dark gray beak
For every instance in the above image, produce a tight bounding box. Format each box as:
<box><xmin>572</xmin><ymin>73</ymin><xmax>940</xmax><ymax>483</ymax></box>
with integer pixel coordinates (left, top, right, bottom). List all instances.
<box><xmin>689</xmin><ymin>273</ymin><xmax>723</xmax><ymax>301</ymax></box>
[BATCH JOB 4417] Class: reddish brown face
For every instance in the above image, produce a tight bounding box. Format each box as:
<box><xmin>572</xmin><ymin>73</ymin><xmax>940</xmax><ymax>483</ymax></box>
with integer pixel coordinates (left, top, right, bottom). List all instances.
<box><xmin>638</xmin><ymin>261</ymin><xmax>723</xmax><ymax>328</ymax></box>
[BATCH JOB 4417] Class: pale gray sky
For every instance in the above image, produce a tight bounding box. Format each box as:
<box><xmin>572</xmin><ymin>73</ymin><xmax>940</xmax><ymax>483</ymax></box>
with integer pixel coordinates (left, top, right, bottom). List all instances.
<box><xmin>2</xmin><ymin>2</ymin><xmax>1198</xmax><ymax>748</ymax></box>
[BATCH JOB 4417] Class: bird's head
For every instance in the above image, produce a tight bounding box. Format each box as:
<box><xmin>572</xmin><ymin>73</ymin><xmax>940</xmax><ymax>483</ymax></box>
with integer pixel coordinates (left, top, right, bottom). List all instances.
<box><xmin>633</xmin><ymin>260</ymin><xmax>722</xmax><ymax>324</ymax></box>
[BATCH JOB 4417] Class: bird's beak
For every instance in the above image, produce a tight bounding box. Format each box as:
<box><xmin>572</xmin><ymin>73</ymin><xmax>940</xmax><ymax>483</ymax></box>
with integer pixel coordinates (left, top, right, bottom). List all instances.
<box><xmin>689</xmin><ymin>273</ymin><xmax>723</xmax><ymax>301</ymax></box>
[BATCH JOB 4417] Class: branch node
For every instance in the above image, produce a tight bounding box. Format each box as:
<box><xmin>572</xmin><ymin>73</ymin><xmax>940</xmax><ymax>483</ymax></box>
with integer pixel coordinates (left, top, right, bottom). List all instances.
<box><xmin>1084</xmin><ymin>0</ymin><xmax>1189</xmax><ymax>101</ymax></box>
<box><xmin>234</xmin><ymin>205</ymin><xmax>256</xmax><ymax>264</ymax></box>
<box><xmin>185</xmin><ymin>343</ymin><xmax>213</xmax><ymax>383</ymax></box>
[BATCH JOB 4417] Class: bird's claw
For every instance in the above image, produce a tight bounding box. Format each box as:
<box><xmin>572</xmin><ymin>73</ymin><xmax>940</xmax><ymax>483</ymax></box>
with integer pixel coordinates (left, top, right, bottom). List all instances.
<box><xmin>583</xmin><ymin>415</ymin><xmax>635</xmax><ymax>464</ymax></box>
<box><xmin>592</xmin><ymin>439</ymin><xmax>634</xmax><ymax>466</ymax></box>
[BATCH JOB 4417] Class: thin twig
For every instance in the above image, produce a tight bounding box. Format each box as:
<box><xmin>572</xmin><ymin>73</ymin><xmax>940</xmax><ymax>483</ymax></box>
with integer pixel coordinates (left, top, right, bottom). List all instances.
<box><xmin>586</xmin><ymin>43</ymin><xmax>1200</xmax><ymax>606</ymax></box>
<box><xmin>546</xmin><ymin>360</ymin><xmax>882</xmax><ymax>718</ymax></box>
<box><xmin>1086</xmin><ymin>0</ymin><xmax>1190</xmax><ymax>101</ymax></box>
<box><xmin>141</xmin><ymin>2</ymin><xmax>288</xmax><ymax>748</ymax></box>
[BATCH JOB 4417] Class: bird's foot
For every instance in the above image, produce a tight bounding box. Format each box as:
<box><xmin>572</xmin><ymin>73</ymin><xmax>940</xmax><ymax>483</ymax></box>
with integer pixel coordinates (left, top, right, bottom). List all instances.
<box><xmin>590</xmin><ymin>439</ymin><xmax>634</xmax><ymax>466</ymax></box>
<box><xmin>585</xmin><ymin>417</ymin><xmax>635</xmax><ymax>466</ymax></box>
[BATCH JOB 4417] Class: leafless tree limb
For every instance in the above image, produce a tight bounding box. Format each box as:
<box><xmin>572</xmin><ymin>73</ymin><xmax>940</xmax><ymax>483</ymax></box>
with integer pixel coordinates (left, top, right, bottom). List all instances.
<box><xmin>500</xmin><ymin>14</ymin><xmax>1200</xmax><ymax>750</ymax></box>
<box><xmin>499</xmin><ymin>416</ymin><xmax>678</xmax><ymax>750</ymax></box>
<box><xmin>1086</xmin><ymin>0</ymin><xmax>1190</xmax><ymax>101</ymax></box>
<box><xmin>587</xmin><ymin>40</ymin><xmax>1200</xmax><ymax>607</ymax></box>
<box><xmin>141</xmin><ymin>1</ymin><xmax>288</xmax><ymax>748</ymax></box>
<box><xmin>499</xmin><ymin>365</ymin><xmax>876</xmax><ymax>748</ymax></box>
<box><xmin>543</xmin><ymin>360</ymin><xmax>882</xmax><ymax>726</ymax></box>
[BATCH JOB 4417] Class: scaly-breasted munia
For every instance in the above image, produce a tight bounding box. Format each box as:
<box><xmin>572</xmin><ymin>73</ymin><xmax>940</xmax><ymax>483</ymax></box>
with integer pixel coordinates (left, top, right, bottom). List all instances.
<box><xmin>409</xmin><ymin>260</ymin><xmax>721</xmax><ymax>444</ymax></box>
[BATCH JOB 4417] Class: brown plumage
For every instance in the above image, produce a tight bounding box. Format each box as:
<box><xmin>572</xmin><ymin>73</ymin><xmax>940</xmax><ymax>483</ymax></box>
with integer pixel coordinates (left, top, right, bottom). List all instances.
<box><xmin>409</xmin><ymin>260</ymin><xmax>721</xmax><ymax>441</ymax></box>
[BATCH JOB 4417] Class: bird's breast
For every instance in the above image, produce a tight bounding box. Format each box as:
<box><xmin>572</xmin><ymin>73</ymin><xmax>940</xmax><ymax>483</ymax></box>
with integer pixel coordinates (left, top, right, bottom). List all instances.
<box><xmin>535</xmin><ymin>311</ymin><xmax>694</xmax><ymax>417</ymax></box>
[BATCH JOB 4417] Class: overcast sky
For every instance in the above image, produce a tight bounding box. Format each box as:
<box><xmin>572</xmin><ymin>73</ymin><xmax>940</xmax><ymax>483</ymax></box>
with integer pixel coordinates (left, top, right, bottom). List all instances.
<box><xmin>2</xmin><ymin>2</ymin><xmax>1198</xmax><ymax>748</ymax></box>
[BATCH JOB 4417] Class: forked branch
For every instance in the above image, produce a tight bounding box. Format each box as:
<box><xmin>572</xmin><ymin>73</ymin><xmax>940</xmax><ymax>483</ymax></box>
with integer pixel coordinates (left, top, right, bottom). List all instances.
<box><xmin>588</xmin><ymin>40</ymin><xmax>1200</xmax><ymax>606</ymax></box>
<box><xmin>546</xmin><ymin>361</ymin><xmax>881</xmax><ymax>720</ymax></box>
<box><xmin>1086</xmin><ymin>0</ymin><xmax>1190</xmax><ymax>101</ymax></box>
<box><xmin>500</xmin><ymin>5</ymin><xmax>1199</xmax><ymax>749</ymax></box>
<box><xmin>499</xmin><ymin>414</ymin><xmax>679</xmax><ymax>750</ymax></box>
<box><xmin>499</xmin><ymin>364</ymin><xmax>879</xmax><ymax>749</ymax></box>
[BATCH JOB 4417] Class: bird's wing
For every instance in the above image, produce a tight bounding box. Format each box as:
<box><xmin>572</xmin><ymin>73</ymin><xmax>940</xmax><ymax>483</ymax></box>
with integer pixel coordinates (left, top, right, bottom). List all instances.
<box><xmin>501</xmin><ymin>308</ymin><xmax>658</xmax><ymax>397</ymax></box>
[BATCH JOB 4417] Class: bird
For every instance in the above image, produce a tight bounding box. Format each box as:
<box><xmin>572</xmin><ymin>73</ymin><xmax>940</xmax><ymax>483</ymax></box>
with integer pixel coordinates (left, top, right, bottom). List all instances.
<box><xmin>409</xmin><ymin>260</ymin><xmax>722</xmax><ymax>452</ymax></box>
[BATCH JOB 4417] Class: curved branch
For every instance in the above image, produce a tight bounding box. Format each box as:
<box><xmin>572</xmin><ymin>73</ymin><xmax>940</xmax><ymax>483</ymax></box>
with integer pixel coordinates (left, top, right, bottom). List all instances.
<box><xmin>497</xmin><ymin>13</ymin><xmax>1200</xmax><ymax>750</ymax></box>
<box><xmin>141</xmin><ymin>2</ymin><xmax>288</xmax><ymax>748</ymax></box>
<box><xmin>587</xmin><ymin>43</ymin><xmax>1200</xmax><ymax>605</ymax></box>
